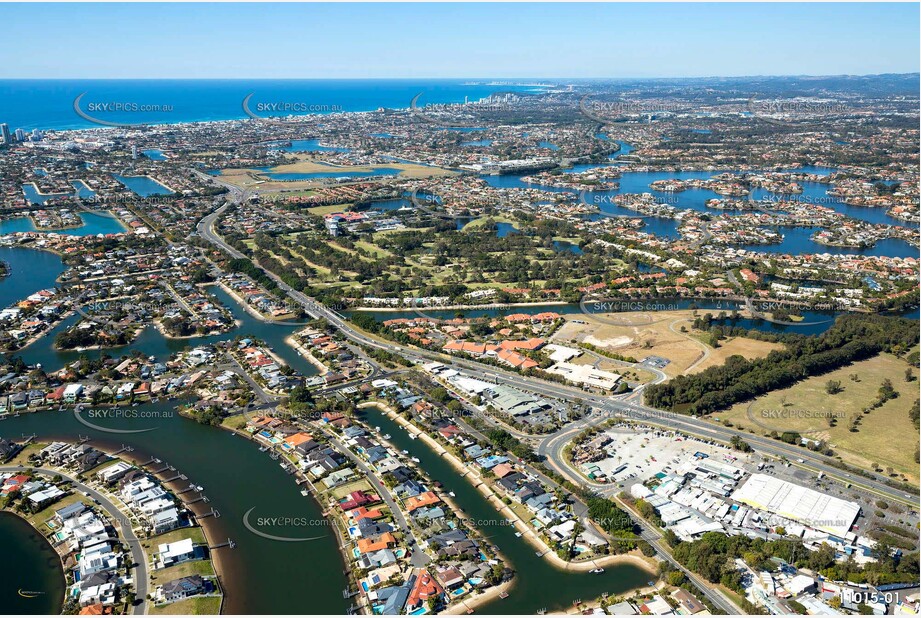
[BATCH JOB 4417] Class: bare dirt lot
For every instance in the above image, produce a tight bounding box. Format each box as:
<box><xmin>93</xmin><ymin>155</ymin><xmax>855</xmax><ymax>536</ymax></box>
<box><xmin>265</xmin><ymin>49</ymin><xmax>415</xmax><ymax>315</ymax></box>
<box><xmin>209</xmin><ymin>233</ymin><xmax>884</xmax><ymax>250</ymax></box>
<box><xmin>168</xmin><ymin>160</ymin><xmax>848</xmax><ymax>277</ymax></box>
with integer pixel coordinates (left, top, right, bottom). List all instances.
<box><xmin>554</xmin><ymin>312</ymin><xmax>782</xmax><ymax>378</ymax></box>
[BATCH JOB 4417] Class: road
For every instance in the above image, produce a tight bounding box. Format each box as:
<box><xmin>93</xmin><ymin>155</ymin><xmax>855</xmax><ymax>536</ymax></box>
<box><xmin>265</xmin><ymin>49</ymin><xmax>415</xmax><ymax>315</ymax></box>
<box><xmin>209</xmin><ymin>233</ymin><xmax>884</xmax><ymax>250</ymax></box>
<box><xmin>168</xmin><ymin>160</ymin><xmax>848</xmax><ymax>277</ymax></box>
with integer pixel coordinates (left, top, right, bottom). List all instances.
<box><xmin>194</xmin><ymin>191</ymin><xmax>915</xmax><ymax>612</ymax></box>
<box><xmin>197</xmin><ymin>201</ymin><xmax>917</xmax><ymax>510</ymax></box>
<box><xmin>319</xmin><ymin>430</ymin><xmax>430</xmax><ymax>568</ymax></box>
<box><xmin>1</xmin><ymin>466</ymin><xmax>149</xmax><ymax>614</ymax></box>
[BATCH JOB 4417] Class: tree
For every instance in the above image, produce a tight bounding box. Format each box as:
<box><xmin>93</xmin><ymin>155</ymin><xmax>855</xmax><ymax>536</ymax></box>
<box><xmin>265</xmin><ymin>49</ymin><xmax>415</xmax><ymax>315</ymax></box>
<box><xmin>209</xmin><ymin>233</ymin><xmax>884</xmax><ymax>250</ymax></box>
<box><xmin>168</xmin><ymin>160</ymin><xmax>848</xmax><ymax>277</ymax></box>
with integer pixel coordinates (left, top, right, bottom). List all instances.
<box><xmin>825</xmin><ymin>380</ymin><xmax>842</xmax><ymax>394</ymax></box>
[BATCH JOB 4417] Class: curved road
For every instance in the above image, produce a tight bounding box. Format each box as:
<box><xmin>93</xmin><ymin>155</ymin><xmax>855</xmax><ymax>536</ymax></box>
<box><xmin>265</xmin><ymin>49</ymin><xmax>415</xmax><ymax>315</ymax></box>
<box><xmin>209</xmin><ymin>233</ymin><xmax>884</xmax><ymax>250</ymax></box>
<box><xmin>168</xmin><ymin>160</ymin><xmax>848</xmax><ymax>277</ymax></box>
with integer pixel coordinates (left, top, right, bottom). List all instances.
<box><xmin>0</xmin><ymin>465</ymin><xmax>148</xmax><ymax>614</ymax></box>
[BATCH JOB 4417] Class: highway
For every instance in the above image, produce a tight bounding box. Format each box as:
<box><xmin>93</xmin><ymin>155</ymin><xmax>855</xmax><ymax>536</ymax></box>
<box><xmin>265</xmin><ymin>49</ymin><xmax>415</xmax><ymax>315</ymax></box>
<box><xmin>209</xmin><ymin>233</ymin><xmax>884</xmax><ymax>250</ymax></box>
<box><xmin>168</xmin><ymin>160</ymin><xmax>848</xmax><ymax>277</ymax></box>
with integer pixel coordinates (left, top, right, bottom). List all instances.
<box><xmin>194</xmin><ymin>195</ymin><xmax>915</xmax><ymax>613</ymax></box>
<box><xmin>196</xmin><ymin>201</ymin><xmax>917</xmax><ymax>511</ymax></box>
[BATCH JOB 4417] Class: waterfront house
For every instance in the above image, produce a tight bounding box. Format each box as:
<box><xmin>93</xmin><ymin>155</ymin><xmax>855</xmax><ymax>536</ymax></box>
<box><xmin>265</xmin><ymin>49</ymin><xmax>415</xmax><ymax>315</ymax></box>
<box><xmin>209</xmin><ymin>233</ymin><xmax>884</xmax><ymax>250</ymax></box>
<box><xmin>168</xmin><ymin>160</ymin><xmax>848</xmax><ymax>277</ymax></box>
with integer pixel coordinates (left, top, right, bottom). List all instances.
<box><xmin>356</xmin><ymin>532</ymin><xmax>397</xmax><ymax>554</ymax></box>
<box><xmin>434</xmin><ymin>566</ymin><xmax>465</xmax><ymax>590</ymax></box>
<box><xmin>55</xmin><ymin>501</ymin><xmax>88</xmax><ymax>523</ymax></box>
<box><xmin>406</xmin><ymin>570</ymin><xmax>444</xmax><ymax>612</ymax></box>
<box><xmin>78</xmin><ymin>582</ymin><xmax>117</xmax><ymax>607</ymax></box>
<box><xmin>156</xmin><ymin>575</ymin><xmax>209</xmax><ymax>603</ymax></box>
<box><xmin>156</xmin><ymin>538</ymin><xmax>196</xmax><ymax>567</ymax></box>
<box><xmin>339</xmin><ymin>490</ymin><xmax>380</xmax><ymax>511</ymax></box>
<box><xmin>372</xmin><ymin>578</ymin><xmax>413</xmax><ymax>615</ymax></box>
<box><xmin>96</xmin><ymin>461</ymin><xmax>133</xmax><ymax>484</ymax></box>
<box><xmin>405</xmin><ymin>491</ymin><xmax>441</xmax><ymax>513</ymax></box>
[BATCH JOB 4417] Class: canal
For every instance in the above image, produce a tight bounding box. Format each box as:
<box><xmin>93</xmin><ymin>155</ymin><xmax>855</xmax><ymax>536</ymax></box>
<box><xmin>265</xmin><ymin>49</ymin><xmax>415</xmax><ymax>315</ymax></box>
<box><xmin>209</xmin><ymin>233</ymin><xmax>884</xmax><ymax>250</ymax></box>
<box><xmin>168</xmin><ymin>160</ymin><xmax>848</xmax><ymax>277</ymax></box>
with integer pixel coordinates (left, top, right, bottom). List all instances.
<box><xmin>0</xmin><ymin>402</ymin><xmax>348</xmax><ymax>614</ymax></box>
<box><xmin>358</xmin><ymin>404</ymin><xmax>653</xmax><ymax>614</ymax></box>
<box><xmin>0</xmin><ymin>512</ymin><xmax>66</xmax><ymax>615</ymax></box>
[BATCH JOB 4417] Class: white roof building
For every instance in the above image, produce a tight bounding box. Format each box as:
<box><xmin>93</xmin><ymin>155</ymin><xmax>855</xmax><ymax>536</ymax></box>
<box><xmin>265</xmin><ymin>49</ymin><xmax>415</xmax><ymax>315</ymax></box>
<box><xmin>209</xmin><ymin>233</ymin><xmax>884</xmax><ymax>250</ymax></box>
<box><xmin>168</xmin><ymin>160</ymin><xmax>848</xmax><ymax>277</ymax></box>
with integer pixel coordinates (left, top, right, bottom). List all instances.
<box><xmin>731</xmin><ymin>473</ymin><xmax>859</xmax><ymax>537</ymax></box>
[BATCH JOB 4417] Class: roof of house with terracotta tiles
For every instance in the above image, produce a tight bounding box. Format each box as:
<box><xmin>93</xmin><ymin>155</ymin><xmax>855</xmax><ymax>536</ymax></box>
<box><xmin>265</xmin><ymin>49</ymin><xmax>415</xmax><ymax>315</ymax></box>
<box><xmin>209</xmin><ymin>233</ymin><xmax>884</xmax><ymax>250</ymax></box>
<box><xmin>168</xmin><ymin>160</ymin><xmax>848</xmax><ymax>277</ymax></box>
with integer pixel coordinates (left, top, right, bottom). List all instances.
<box><xmin>405</xmin><ymin>491</ymin><xmax>442</xmax><ymax>512</ymax></box>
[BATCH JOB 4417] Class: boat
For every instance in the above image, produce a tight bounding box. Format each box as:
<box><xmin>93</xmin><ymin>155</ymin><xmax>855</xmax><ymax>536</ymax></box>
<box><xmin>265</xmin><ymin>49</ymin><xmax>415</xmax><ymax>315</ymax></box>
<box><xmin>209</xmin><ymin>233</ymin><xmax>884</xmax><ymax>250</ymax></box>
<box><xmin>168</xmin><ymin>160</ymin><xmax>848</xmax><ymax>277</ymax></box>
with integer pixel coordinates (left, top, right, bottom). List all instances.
<box><xmin>383</xmin><ymin>434</ymin><xmax>391</xmax><ymax>440</ymax></box>
<box><xmin>401</xmin><ymin>450</ymin><xmax>409</xmax><ymax>455</ymax></box>
<box><xmin>514</xmin><ymin>532</ymin><xmax>522</xmax><ymax>538</ymax></box>
<box><xmin>499</xmin><ymin>592</ymin><xmax>509</xmax><ymax>599</ymax></box>
<box><xmin>375</xmin><ymin>426</ymin><xmax>381</xmax><ymax>432</ymax></box>
<box><xmin>448</xmin><ymin>491</ymin><xmax>455</xmax><ymax>497</ymax></box>
<box><xmin>589</xmin><ymin>568</ymin><xmax>605</xmax><ymax>574</ymax></box>
<box><xmin>408</xmin><ymin>434</ymin><xmax>417</xmax><ymax>440</ymax></box>
<box><xmin>195</xmin><ymin>485</ymin><xmax>204</xmax><ymax>492</ymax></box>
<box><xmin>300</xmin><ymin>490</ymin><xmax>310</xmax><ymax>496</ymax></box>
<box><xmin>411</xmin><ymin>457</ymin><xmax>421</xmax><ymax>463</ymax></box>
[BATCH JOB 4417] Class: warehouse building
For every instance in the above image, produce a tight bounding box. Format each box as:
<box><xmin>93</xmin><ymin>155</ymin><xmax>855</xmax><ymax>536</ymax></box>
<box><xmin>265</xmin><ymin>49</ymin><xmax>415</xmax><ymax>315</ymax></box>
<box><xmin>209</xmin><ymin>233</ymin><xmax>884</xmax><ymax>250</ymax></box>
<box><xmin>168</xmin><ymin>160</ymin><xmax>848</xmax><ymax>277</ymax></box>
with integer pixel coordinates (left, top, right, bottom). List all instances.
<box><xmin>731</xmin><ymin>473</ymin><xmax>860</xmax><ymax>537</ymax></box>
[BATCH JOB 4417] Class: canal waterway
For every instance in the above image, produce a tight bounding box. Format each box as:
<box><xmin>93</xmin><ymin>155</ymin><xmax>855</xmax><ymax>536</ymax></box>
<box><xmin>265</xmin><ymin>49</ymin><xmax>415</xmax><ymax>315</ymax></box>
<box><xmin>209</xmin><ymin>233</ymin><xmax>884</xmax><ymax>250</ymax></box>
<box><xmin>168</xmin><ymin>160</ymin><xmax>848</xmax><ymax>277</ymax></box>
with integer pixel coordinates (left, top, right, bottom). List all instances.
<box><xmin>358</xmin><ymin>405</ymin><xmax>653</xmax><ymax>614</ymax></box>
<box><xmin>0</xmin><ymin>512</ymin><xmax>66</xmax><ymax>615</ymax></box>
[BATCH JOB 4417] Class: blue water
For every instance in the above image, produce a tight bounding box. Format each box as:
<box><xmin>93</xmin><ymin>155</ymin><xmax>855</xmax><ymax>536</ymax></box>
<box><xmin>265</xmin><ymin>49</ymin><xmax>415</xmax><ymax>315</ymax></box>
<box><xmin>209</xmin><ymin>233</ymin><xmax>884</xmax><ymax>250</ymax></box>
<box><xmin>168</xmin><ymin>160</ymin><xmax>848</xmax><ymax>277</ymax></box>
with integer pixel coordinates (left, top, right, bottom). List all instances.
<box><xmin>267</xmin><ymin>139</ymin><xmax>349</xmax><ymax>153</ymax></box>
<box><xmin>461</xmin><ymin>139</ymin><xmax>493</xmax><ymax>147</ymax></box>
<box><xmin>71</xmin><ymin>180</ymin><xmax>96</xmax><ymax>199</ymax></box>
<box><xmin>0</xmin><ymin>212</ymin><xmax>125</xmax><ymax>236</ymax></box>
<box><xmin>0</xmin><ymin>80</ymin><xmax>540</xmax><ymax>131</ymax></box>
<box><xmin>360</xmin><ymin>198</ymin><xmax>413</xmax><ymax>211</ymax></box>
<box><xmin>113</xmin><ymin>174</ymin><xmax>174</xmax><ymax>196</ymax></box>
<box><xmin>496</xmin><ymin>222</ymin><xmax>519</xmax><ymax>237</ymax></box>
<box><xmin>142</xmin><ymin>149</ymin><xmax>167</xmax><ymax>160</ymax></box>
<box><xmin>352</xmin><ymin>299</ymin><xmax>918</xmax><ymax>337</ymax></box>
<box><xmin>749</xmin><ymin>183</ymin><xmax>909</xmax><ymax>228</ymax></box>
<box><xmin>22</xmin><ymin>184</ymin><xmax>70</xmax><ymax>204</ymax></box>
<box><xmin>741</xmin><ymin>226</ymin><xmax>918</xmax><ymax>258</ymax></box>
<box><xmin>538</xmin><ymin>141</ymin><xmax>559</xmax><ymax>150</ymax></box>
<box><xmin>482</xmin><ymin>152</ymin><xmax>917</xmax><ymax>252</ymax></box>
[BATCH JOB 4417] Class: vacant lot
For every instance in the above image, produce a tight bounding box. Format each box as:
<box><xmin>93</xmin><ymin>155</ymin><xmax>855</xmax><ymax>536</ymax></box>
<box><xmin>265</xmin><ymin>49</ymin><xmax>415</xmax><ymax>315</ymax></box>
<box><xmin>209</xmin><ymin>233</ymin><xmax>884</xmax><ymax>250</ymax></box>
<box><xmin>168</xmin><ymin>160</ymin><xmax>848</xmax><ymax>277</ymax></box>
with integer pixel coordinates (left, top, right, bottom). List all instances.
<box><xmin>718</xmin><ymin>353</ymin><xmax>919</xmax><ymax>484</ymax></box>
<box><xmin>149</xmin><ymin>596</ymin><xmax>221</xmax><ymax>615</ymax></box>
<box><xmin>554</xmin><ymin>312</ymin><xmax>781</xmax><ymax>378</ymax></box>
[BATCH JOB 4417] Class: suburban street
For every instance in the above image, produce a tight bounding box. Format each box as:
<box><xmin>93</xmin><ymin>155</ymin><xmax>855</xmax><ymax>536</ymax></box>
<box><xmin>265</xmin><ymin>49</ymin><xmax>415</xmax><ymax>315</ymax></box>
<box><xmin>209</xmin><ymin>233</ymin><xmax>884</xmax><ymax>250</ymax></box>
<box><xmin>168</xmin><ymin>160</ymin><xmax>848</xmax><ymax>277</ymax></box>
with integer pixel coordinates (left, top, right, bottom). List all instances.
<box><xmin>0</xmin><ymin>466</ymin><xmax>149</xmax><ymax>614</ymax></box>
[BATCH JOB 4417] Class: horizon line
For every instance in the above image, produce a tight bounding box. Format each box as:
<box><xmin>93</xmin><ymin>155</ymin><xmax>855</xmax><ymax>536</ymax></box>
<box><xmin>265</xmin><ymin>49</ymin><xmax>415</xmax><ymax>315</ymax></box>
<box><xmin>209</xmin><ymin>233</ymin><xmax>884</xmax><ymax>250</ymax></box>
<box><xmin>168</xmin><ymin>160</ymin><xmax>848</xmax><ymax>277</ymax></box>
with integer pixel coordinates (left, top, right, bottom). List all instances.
<box><xmin>1</xmin><ymin>73</ymin><xmax>919</xmax><ymax>81</ymax></box>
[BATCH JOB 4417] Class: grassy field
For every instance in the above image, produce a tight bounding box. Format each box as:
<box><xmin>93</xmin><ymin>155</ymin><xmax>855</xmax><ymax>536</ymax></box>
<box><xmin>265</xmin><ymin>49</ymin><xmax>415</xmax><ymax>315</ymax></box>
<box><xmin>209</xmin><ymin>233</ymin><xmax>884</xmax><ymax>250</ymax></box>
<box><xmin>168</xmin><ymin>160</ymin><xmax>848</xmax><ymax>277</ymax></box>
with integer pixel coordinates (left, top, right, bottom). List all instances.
<box><xmin>7</xmin><ymin>442</ymin><xmax>45</xmax><ymax>466</ymax></box>
<box><xmin>717</xmin><ymin>352</ymin><xmax>919</xmax><ymax>484</ymax></box>
<box><xmin>145</xmin><ymin>526</ymin><xmax>207</xmax><ymax>548</ymax></box>
<box><xmin>268</xmin><ymin>157</ymin><xmax>456</xmax><ymax>179</ymax></box>
<box><xmin>152</xmin><ymin>558</ymin><xmax>216</xmax><ymax>582</ymax></box>
<box><xmin>149</xmin><ymin>595</ymin><xmax>221</xmax><ymax>615</ymax></box>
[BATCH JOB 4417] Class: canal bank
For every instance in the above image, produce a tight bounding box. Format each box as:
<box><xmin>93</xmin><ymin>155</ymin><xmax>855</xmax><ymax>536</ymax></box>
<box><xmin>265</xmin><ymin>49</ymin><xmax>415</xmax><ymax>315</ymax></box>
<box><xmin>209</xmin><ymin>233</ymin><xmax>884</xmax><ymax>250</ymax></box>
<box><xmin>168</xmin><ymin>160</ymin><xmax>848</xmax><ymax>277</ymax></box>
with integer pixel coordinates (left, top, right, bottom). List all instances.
<box><xmin>0</xmin><ymin>403</ymin><xmax>350</xmax><ymax>614</ymax></box>
<box><xmin>357</xmin><ymin>404</ymin><xmax>656</xmax><ymax>614</ymax></box>
<box><xmin>0</xmin><ymin>511</ymin><xmax>66</xmax><ymax>615</ymax></box>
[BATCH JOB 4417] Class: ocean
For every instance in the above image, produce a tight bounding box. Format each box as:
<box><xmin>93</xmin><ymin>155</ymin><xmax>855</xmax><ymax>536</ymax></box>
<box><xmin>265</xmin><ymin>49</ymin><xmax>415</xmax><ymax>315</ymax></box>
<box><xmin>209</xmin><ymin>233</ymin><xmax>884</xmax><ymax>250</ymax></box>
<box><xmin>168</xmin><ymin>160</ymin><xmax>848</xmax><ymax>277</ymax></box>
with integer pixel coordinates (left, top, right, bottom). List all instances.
<box><xmin>0</xmin><ymin>79</ymin><xmax>541</xmax><ymax>132</ymax></box>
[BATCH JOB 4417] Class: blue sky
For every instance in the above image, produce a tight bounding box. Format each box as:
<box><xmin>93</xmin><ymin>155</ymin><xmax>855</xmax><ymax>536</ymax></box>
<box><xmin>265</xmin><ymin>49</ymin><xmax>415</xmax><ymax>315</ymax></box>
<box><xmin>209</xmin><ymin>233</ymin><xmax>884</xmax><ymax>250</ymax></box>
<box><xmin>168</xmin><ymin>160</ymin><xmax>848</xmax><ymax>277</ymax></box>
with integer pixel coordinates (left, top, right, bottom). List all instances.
<box><xmin>3</xmin><ymin>3</ymin><xmax>918</xmax><ymax>78</ymax></box>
